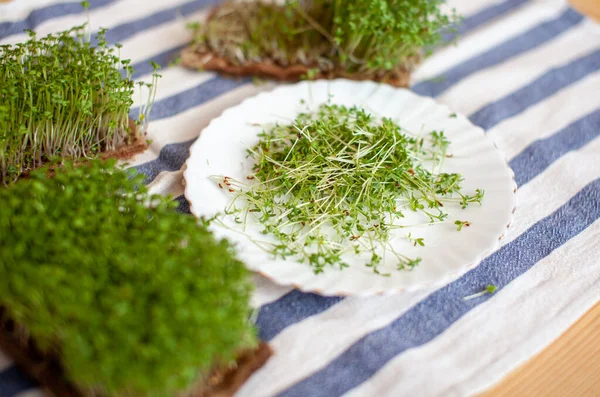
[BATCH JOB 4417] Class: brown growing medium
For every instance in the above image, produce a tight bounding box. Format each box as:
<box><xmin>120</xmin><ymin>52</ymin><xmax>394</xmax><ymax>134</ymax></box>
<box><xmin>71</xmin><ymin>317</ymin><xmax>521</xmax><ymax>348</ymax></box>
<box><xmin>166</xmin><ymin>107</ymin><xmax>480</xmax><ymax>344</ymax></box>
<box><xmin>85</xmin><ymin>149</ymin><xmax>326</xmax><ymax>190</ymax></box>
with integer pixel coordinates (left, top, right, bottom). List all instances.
<box><xmin>180</xmin><ymin>47</ymin><xmax>411</xmax><ymax>88</ymax></box>
<box><xmin>180</xmin><ymin>2</ymin><xmax>422</xmax><ymax>88</ymax></box>
<box><xmin>101</xmin><ymin>136</ymin><xmax>148</xmax><ymax>161</ymax></box>
<box><xmin>11</xmin><ymin>119</ymin><xmax>147</xmax><ymax>182</ymax></box>
<box><xmin>0</xmin><ymin>307</ymin><xmax>272</xmax><ymax>397</ymax></box>
<box><xmin>100</xmin><ymin>119</ymin><xmax>149</xmax><ymax>161</ymax></box>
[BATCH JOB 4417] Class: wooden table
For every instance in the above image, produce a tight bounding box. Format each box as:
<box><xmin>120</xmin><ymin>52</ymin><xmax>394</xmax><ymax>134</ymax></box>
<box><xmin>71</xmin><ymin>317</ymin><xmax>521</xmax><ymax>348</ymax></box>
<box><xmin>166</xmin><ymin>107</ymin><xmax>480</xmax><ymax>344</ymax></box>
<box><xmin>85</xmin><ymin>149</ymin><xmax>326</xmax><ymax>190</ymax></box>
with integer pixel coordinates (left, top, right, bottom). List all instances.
<box><xmin>480</xmin><ymin>302</ymin><xmax>600</xmax><ymax>396</ymax></box>
<box><xmin>480</xmin><ymin>1</ymin><xmax>600</xmax><ymax>395</ymax></box>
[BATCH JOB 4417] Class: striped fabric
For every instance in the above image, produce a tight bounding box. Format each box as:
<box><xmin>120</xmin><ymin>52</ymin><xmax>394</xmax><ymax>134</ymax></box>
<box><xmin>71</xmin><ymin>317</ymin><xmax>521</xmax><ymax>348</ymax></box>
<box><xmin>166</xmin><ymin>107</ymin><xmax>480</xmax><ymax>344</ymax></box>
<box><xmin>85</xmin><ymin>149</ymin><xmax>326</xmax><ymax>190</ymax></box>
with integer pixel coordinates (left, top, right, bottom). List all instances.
<box><xmin>1</xmin><ymin>0</ymin><xmax>599</xmax><ymax>396</ymax></box>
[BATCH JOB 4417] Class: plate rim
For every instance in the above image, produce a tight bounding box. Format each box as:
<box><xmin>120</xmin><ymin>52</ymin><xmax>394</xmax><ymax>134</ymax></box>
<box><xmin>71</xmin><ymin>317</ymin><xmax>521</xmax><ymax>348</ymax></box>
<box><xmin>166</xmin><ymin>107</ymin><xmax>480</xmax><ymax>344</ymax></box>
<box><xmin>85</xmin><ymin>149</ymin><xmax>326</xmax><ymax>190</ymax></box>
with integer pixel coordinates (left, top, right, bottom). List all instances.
<box><xmin>183</xmin><ymin>79</ymin><xmax>517</xmax><ymax>296</ymax></box>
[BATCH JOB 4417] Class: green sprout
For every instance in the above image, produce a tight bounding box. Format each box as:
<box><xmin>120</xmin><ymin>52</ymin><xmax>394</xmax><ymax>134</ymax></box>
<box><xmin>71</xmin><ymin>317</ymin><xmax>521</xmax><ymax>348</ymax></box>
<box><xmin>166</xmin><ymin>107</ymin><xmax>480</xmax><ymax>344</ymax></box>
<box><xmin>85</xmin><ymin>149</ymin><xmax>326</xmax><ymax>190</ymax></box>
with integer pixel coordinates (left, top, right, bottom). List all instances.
<box><xmin>302</xmin><ymin>68</ymin><xmax>320</xmax><ymax>81</ymax></box>
<box><xmin>0</xmin><ymin>25</ymin><xmax>161</xmax><ymax>185</ymax></box>
<box><xmin>213</xmin><ymin>103</ymin><xmax>483</xmax><ymax>274</ymax></box>
<box><xmin>184</xmin><ymin>0</ymin><xmax>458</xmax><ymax>82</ymax></box>
<box><xmin>454</xmin><ymin>220</ymin><xmax>472</xmax><ymax>231</ymax></box>
<box><xmin>463</xmin><ymin>284</ymin><xmax>498</xmax><ymax>301</ymax></box>
<box><xmin>0</xmin><ymin>159</ymin><xmax>256</xmax><ymax>397</ymax></box>
<box><xmin>407</xmin><ymin>233</ymin><xmax>425</xmax><ymax>247</ymax></box>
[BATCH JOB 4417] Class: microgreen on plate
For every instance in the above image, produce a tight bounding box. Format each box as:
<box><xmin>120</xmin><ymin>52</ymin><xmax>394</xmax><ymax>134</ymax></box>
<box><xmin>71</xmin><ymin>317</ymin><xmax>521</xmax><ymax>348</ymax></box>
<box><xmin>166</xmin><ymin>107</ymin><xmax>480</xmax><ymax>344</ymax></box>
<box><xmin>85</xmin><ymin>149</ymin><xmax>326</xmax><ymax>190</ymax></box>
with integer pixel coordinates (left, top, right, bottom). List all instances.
<box><xmin>185</xmin><ymin>80</ymin><xmax>516</xmax><ymax>296</ymax></box>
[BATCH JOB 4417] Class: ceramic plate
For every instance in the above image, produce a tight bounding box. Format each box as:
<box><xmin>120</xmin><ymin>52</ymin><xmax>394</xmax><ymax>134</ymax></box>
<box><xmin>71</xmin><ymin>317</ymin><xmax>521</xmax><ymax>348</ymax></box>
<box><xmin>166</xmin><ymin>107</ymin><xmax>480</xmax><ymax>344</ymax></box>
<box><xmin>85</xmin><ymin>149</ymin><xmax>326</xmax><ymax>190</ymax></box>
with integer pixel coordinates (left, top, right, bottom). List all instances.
<box><xmin>184</xmin><ymin>80</ymin><xmax>516</xmax><ymax>296</ymax></box>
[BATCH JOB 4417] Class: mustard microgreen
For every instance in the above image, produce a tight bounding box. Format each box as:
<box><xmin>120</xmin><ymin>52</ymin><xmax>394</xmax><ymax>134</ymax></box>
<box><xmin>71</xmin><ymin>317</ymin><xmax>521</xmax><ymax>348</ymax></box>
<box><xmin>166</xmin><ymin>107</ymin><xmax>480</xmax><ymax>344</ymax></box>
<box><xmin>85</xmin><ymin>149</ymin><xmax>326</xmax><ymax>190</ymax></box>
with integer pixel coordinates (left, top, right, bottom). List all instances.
<box><xmin>463</xmin><ymin>284</ymin><xmax>498</xmax><ymax>301</ymax></box>
<box><xmin>0</xmin><ymin>159</ymin><xmax>256</xmax><ymax>396</ymax></box>
<box><xmin>213</xmin><ymin>103</ymin><xmax>483</xmax><ymax>274</ymax></box>
<box><xmin>454</xmin><ymin>220</ymin><xmax>472</xmax><ymax>231</ymax></box>
<box><xmin>187</xmin><ymin>0</ymin><xmax>458</xmax><ymax>79</ymax></box>
<box><xmin>407</xmin><ymin>233</ymin><xmax>425</xmax><ymax>247</ymax></box>
<box><xmin>0</xmin><ymin>25</ymin><xmax>160</xmax><ymax>184</ymax></box>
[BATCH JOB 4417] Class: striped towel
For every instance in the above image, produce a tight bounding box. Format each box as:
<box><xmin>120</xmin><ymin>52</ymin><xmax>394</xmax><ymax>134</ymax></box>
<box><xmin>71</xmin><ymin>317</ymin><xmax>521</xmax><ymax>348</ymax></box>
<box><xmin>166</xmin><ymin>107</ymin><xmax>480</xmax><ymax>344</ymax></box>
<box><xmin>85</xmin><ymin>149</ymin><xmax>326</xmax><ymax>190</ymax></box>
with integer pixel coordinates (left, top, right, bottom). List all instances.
<box><xmin>1</xmin><ymin>0</ymin><xmax>600</xmax><ymax>396</ymax></box>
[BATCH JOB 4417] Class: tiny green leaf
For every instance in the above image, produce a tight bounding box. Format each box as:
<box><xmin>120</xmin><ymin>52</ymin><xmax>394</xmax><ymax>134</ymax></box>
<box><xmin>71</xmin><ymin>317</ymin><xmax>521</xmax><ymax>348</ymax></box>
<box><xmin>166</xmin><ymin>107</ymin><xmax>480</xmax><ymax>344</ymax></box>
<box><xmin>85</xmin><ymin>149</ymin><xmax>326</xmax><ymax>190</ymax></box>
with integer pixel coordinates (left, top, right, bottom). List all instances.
<box><xmin>463</xmin><ymin>284</ymin><xmax>498</xmax><ymax>301</ymax></box>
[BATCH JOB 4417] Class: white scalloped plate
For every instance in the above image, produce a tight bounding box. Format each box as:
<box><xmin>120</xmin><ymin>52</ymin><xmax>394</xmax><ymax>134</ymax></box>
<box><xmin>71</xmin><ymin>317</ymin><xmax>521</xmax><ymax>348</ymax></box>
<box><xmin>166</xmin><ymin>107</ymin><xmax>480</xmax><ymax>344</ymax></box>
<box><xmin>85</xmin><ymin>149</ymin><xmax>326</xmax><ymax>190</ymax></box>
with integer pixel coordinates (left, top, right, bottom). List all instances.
<box><xmin>184</xmin><ymin>80</ymin><xmax>516</xmax><ymax>296</ymax></box>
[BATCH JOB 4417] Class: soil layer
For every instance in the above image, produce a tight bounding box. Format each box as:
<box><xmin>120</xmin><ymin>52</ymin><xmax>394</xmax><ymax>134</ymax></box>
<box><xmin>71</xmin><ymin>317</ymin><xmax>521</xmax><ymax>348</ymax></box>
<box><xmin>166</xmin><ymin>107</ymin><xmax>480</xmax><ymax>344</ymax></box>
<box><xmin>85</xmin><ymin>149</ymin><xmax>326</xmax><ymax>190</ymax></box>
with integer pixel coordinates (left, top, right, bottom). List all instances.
<box><xmin>181</xmin><ymin>47</ymin><xmax>411</xmax><ymax>88</ymax></box>
<box><xmin>0</xmin><ymin>307</ymin><xmax>272</xmax><ymax>397</ymax></box>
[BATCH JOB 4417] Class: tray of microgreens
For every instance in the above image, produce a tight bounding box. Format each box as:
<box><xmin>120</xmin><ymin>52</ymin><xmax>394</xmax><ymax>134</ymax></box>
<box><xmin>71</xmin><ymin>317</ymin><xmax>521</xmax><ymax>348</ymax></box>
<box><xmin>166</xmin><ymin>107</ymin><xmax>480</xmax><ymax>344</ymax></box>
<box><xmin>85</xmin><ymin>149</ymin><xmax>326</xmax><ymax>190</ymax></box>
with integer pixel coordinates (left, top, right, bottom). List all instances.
<box><xmin>184</xmin><ymin>80</ymin><xmax>517</xmax><ymax>296</ymax></box>
<box><xmin>0</xmin><ymin>11</ymin><xmax>272</xmax><ymax>396</ymax></box>
<box><xmin>180</xmin><ymin>0</ymin><xmax>457</xmax><ymax>87</ymax></box>
<box><xmin>0</xmin><ymin>11</ymin><xmax>159</xmax><ymax>185</ymax></box>
<box><xmin>0</xmin><ymin>160</ymin><xmax>270</xmax><ymax>397</ymax></box>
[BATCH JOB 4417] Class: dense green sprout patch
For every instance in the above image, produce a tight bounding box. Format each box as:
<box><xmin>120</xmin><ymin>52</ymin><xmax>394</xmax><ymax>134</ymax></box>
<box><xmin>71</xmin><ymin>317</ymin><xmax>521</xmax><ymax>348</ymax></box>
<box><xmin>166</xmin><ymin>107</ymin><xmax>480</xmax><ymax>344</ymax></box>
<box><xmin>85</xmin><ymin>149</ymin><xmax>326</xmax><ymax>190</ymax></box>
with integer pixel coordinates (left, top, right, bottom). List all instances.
<box><xmin>0</xmin><ymin>24</ymin><xmax>159</xmax><ymax>185</ymax></box>
<box><xmin>0</xmin><ymin>160</ymin><xmax>255</xmax><ymax>397</ymax></box>
<box><xmin>213</xmin><ymin>103</ymin><xmax>483</xmax><ymax>275</ymax></box>
<box><xmin>186</xmin><ymin>0</ymin><xmax>458</xmax><ymax>79</ymax></box>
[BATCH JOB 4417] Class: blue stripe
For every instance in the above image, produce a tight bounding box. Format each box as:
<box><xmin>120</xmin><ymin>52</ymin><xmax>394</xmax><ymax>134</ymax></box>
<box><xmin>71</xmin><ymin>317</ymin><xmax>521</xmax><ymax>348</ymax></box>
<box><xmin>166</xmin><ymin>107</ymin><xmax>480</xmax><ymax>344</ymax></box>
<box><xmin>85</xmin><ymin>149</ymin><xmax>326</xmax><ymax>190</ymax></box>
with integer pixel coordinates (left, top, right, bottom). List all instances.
<box><xmin>277</xmin><ymin>178</ymin><xmax>600</xmax><ymax>397</ymax></box>
<box><xmin>413</xmin><ymin>8</ymin><xmax>584</xmax><ymax>97</ymax></box>
<box><xmin>250</xmin><ymin>100</ymin><xmax>600</xmax><ymax>343</ymax></box>
<box><xmin>134</xmin><ymin>139</ymin><xmax>195</xmax><ymax>184</ymax></box>
<box><xmin>471</xmin><ymin>49</ymin><xmax>600</xmax><ymax>130</ymax></box>
<box><xmin>0</xmin><ymin>0</ymin><xmax>116</xmax><ymax>40</ymax></box>
<box><xmin>0</xmin><ymin>366</ymin><xmax>36</xmax><ymax>397</ymax></box>
<box><xmin>130</xmin><ymin>77</ymin><xmax>250</xmax><ymax>121</ymax></box>
<box><xmin>443</xmin><ymin>0</ymin><xmax>529</xmax><ymax>42</ymax></box>
<box><xmin>512</xmin><ymin>109</ymin><xmax>600</xmax><ymax>187</ymax></box>
<box><xmin>256</xmin><ymin>291</ymin><xmax>343</xmax><ymax>341</ymax></box>
<box><xmin>131</xmin><ymin>45</ymin><xmax>186</xmax><ymax>79</ymax></box>
<box><xmin>174</xmin><ymin>195</ymin><xmax>191</xmax><ymax>214</ymax></box>
<box><xmin>457</xmin><ymin>0</ymin><xmax>530</xmax><ymax>36</ymax></box>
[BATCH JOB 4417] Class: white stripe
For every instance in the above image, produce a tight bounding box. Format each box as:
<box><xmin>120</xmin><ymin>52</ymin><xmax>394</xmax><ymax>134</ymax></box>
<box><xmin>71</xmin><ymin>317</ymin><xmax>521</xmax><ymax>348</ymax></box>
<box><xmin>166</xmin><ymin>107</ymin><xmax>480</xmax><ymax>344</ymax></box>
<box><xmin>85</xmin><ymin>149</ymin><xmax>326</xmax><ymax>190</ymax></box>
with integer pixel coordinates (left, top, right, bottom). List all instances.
<box><xmin>0</xmin><ymin>0</ymin><xmax>80</xmax><ymax>23</ymax></box>
<box><xmin>237</xmin><ymin>290</ymin><xmax>436</xmax><ymax>397</ymax></box>
<box><xmin>342</xmin><ymin>136</ymin><xmax>600</xmax><ymax>397</ymax></box>
<box><xmin>489</xmin><ymin>71</ymin><xmax>600</xmax><ymax>160</ymax></box>
<box><xmin>437</xmin><ymin>20</ymin><xmax>600</xmax><ymax>116</ymax></box>
<box><xmin>130</xmin><ymin>83</ymin><xmax>264</xmax><ymax>166</ymax></box>
<box><xmin>236</xmin><ymin>131</ymin><xmax>600</xmax><ymax>397</ymax></box>
<box><xmin>444</xmin><ymin>0</ymin><xmax>510</xmax><ymax>18</ymax></box>
<box><xmin>132</xmin><ymin>69</ymin><xmax>215</xmax><ymax>108</ymax></box>
<box><xmin>346</xmin><ymin>222</ymin><xmax>600</xmax><ymax>397</ymax></box>
<box><xmin>251</xmin><ymin>275</ymin><xmax>293</xmax><ymax>308</ymax></box>
<box><xmin>0</xmin><ymin>352</ymin><xmax>11</xmax><ymax>372</ymax></box>
<box><xmin>116</xmin><ymin>7</ymin><xmax>210</xmax><ymax>69</ymax></box>
<box><xmin>0</xmin><ymin>0</ymin><xmax>193</xmax><ymax>46</ymax></box>
<box><xmin>496</xmin><ymin>137</ymin><xmax>600</xmax><ymax>245</ymax></box>
<box><xmin>447</xmin><ymin>223</ymin><xmax>600</xmax><ymax>397</ymax></box>
<box><xmin>412</xmin><ymin>0</ymin><xmax>567</xmax><ymax>83</ymax></box>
